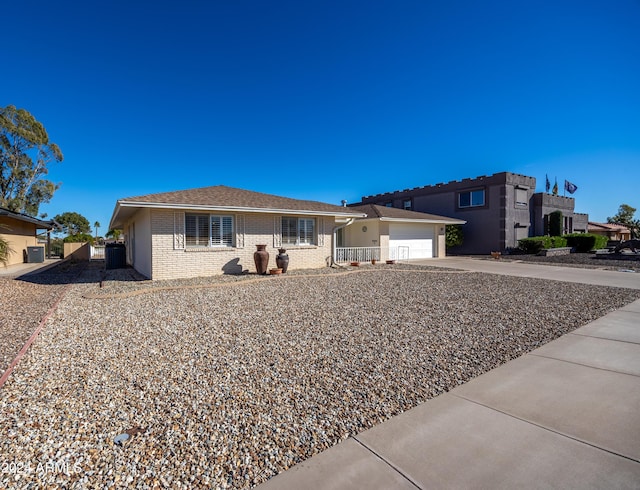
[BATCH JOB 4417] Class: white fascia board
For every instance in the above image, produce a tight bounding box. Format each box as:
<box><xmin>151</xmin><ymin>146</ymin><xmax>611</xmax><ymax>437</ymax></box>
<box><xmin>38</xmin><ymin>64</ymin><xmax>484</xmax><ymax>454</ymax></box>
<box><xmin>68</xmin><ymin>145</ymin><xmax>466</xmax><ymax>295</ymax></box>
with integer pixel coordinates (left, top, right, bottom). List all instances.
<box><xmin>115</xmin><ymin>201</ymin><xmax>367</xmax><ymax>218</ymax></box>
<box><xmin>379</xmin><ymin>217</ymin><xmax>467</xmax><ymax>225</ymax></box>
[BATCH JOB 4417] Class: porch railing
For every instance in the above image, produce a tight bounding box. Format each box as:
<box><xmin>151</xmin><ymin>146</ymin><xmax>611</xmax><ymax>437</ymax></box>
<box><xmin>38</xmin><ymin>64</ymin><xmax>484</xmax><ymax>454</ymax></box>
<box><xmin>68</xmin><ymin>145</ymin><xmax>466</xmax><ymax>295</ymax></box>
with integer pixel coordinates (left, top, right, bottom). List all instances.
<box><xmin>335</xmin><ymin>246</ymin><xmax>382</xmax><ymax>263</ymax></box>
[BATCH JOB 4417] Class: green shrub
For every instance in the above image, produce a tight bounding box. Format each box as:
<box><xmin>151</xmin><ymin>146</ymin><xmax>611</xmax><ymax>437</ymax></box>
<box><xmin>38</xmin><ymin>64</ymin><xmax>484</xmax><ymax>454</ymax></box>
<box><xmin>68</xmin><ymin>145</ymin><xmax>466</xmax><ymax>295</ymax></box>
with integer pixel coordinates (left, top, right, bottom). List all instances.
<box><xmin>549</xmin><ymin>210</ymin><xmax>563</xmax><ymax>236</ymax></box>
<box><xmin>446</xmin><ymin>224</ymin><xmax>464</xmax><ymax>248</ymax></box>
<box><xmin>548</xmin><ymin>236</ymin><xmax>567</xmax><ymax>248</ymax></box>
<box><xmin>518</xmin><ymin>236</ymin><xmax>567</xmax><ymax>253</ymax></box>
<box><xmin>518</xmin><ymin>237</ymin><xmax>547</xmax><ymax>254</ymax></box>
<box><xmin>564</xmin><ymin>233</ymin><xmax>608</xmax><ymax>252</ymax></box>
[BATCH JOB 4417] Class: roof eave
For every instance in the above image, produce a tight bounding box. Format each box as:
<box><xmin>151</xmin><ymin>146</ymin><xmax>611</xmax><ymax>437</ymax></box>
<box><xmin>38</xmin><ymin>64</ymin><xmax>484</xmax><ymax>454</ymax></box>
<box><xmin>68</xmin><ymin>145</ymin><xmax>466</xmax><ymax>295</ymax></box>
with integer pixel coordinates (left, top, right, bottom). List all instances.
<box><xmin>110</xmin><ymin>201</ymin><xmax>366</xmax><ymax>228</ymax></box>
<box><xmin>0</xmin><ymin>209</ymin><xmax>55</xmax><ymax>229</ymax></box>
<box><xmin>378</xmin><ymin>217</ymin><xmax>467</xmax><ymax>225</ymax></box>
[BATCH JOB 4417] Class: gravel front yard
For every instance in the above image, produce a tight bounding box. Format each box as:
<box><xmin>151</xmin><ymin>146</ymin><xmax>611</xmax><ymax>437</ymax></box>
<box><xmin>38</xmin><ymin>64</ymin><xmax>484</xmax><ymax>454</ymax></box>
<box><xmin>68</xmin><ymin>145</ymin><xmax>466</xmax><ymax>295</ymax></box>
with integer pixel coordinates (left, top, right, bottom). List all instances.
<box><xmin>0</xmin><ymin>261</ymin><xmax>86</xmax><ymax>374</ymax></box>
<box><xmin>1</xmin><ymin>263</ymin><xmax>639</xmax><ymax>488</ymax></box>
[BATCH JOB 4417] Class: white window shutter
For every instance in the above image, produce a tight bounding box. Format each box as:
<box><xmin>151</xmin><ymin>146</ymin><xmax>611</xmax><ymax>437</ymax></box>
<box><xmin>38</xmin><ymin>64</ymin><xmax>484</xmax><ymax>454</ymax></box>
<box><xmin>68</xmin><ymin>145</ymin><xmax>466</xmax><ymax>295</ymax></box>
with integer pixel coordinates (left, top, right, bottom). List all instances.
<box><xmin>174</xmin><ymin>212</ymin><xmax>185</xmax><ymax>249</ymax></box>
<box><xmin>235</xmin><ymin>215</ymin><xmax>245</xmax><ymax>248</ymax></box>
<box><xmin>273</xmin><ymin>216</ymin><xmax>282</xmax><ymax>247</ymax></box>
<box><xmin>318</xmin><ymin>217</ymin><xmax>324</xmax><ymax>246</ymax></box>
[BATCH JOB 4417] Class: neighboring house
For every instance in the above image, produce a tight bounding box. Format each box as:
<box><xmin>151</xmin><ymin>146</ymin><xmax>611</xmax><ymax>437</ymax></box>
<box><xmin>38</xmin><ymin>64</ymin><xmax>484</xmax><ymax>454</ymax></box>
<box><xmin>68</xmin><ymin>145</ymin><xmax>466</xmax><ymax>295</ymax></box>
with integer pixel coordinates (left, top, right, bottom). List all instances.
<box><xmin>356</xmin><ymin>171</ymin><xmax>589</xmax><ymax>254</ymax></box>
<box><xmin>588</xmin><ymin>222</ymin><xmax>631</xmax><ymax>242</ymax></box>
<box><xmin>0</xmin><ymin>207</ymin><xmax>54</xmax><ymax>266</ymax></box>
<box><xmin>108</xmin><ymin>185</ymin><xmax>366</xmax><ymax>280</ymax></box>
<box><xmin>340</xmin><ymin>204</ymin><xmax>465</xmax><ymax>261</ymax></box>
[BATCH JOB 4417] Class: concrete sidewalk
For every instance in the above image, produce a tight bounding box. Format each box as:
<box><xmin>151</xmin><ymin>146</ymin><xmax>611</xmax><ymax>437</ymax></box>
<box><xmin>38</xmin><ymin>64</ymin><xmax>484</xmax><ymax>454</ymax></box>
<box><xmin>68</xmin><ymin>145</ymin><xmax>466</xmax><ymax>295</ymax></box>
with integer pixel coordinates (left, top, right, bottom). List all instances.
<box><xmin>424</xmin><ymin>256</ymin><xmax>640</xmax><ymax>290</ymax></box>
<box><xmin>0</xmin><ymin>258</ymin><xmax>62</xmax><ymax>278</ymax></box>
<box><xmin>260</xmin><ymin>260</ymin><xmax>640</xmax><ymax>489</ymax></box>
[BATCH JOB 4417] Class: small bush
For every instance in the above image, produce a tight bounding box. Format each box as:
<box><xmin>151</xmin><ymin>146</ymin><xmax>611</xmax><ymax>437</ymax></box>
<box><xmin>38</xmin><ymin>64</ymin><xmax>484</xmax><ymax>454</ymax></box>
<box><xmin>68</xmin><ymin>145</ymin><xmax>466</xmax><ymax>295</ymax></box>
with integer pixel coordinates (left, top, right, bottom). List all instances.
<box><xmin>548</xmin><ymin>236</ymin><xmax>567</xmax><ymax>248</ymax></box>
<box><xmin>564</xmin><ymin>233</ymin><xmax>608</xmax><ymax>252</ymax></box>
<box><xmin>518</xmin><ymin>237</ymin><xmax>547</xmax><ymax>254</ymax></box>
<box><xmin>518</xmin><ymin>236</ymin><xmax>567</xmax><ymax>253</ymax></box>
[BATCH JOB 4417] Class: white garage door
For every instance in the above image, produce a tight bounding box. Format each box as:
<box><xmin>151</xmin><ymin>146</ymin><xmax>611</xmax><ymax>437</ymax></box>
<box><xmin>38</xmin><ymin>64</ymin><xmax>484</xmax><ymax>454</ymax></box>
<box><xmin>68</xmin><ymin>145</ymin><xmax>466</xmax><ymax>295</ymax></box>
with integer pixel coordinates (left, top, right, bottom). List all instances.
<box><xmin>389</xmin><ymin>223</ymin><xmax>434</xmax><ymax>259</ymax></box>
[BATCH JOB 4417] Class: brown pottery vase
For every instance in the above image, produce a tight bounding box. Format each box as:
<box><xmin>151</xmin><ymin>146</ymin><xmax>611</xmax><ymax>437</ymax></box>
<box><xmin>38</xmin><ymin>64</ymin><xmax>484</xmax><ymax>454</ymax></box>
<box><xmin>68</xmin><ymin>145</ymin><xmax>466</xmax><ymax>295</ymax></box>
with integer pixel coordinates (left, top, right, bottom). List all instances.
<box><xmin>275</xmin><ymin>248</ymin><xmax>289</xmax><ymax>273</ymax></box>
<box><xmin>254</xmin><ymin>244</ymin><xmax>269</xmax><ymax>274</ymax></box>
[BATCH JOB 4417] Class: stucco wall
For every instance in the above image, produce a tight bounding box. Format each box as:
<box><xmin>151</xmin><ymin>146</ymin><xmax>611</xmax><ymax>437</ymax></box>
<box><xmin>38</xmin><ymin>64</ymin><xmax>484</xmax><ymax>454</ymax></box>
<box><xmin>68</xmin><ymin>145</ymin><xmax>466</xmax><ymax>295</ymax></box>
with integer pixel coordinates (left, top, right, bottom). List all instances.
<box><xmin>142</xmin><ymin>209</ymin><xmax>333</xmax><ymax>280</ymax></box>
<box><xmin>0</xmin><ymin>217</ymin><xmax>38</xmax><ymax>266</ymax></box>
<box><xmin>63</xmin><ymin>242</ymin><xmax>90</xmax><ymax>261</ymax></box>
<box><xmin>128</xmin><ymin>208</ymin><xmax>153</xmax><ymax>279</ymax></box>
<box><xmin>358</xmin><ymin>172</ymin><xmax>538</xmax><ymax>254</ymax></box>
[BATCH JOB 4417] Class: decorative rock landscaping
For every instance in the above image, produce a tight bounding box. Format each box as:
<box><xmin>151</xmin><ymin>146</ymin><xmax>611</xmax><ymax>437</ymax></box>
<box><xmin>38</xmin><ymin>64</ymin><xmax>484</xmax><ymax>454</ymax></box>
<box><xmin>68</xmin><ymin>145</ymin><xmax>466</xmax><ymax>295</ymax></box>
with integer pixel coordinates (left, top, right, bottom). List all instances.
<box><xmin>1</xmin><ymin>262</ymin><xmax>638</xmax><ymax>488</ymax></box>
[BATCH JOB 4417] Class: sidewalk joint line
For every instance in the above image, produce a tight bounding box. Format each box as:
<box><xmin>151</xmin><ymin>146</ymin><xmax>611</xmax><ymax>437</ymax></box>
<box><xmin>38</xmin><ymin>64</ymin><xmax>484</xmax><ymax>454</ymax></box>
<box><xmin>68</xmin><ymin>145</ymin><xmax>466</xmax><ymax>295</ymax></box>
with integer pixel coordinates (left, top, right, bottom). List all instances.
<box><xmin>351</xmin><ymin>436</ymin><xmax>423</xmax><ymax>489</ymax></box>
<box><xmin>527</xmin><ymin>352</ymin><xmax>640</xmax><ymax>378</ymax></box>
<box><xmin>450</xmin><ymin>393</ymin><xmax>640</xmax><ymax>464</ymax></box>
<box><xmin>568</xmin><ymin>331</ymin><xmax>640</xmax><ymax>346</ymax></box>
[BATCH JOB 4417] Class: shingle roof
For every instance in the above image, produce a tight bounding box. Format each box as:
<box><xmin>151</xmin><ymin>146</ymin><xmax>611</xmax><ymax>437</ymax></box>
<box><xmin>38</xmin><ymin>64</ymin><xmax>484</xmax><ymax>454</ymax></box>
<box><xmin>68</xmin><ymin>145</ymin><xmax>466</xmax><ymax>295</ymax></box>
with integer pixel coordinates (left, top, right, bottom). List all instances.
<box><xmin>588</xmin><ymin>221</ymin><xmax>630</xmax><ymax>233</ymax></box>
<box><xmin>110</xmin><ymin>185</ymin><xmax>365</xmax><ymax>228</ymax></box>
<box><xmin>349</xmin><ymin>204</ymin><xmax>465</xmax><ymax>224</ymax></box>
<box><xmin>120</xmin><ymin>185</ymin><xmax>365</xmax><ymax>214</ymax></box>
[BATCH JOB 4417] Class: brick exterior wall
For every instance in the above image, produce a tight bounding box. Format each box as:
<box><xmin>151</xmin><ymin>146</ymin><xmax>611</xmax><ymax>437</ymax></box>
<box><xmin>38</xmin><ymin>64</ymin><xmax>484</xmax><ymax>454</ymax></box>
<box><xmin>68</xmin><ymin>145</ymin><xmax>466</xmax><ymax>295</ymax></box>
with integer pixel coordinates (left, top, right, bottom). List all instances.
<box><xmin>146</xmin><ymin>209</ymin><xmax>333</xmax><ymax>280</ymax></box>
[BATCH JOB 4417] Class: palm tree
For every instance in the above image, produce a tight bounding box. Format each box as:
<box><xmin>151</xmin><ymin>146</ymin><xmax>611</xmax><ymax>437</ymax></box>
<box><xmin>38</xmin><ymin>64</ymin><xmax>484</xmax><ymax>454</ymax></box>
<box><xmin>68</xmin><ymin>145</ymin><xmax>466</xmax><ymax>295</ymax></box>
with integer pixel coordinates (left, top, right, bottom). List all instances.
<box><xmin>94</xmin><ymin>221</ymin><xmax>100</xmax><ymax>240</ymax></box>
<box><xmin>106</xmin><ymin>229</ymin><xmax>122</xmax><ymax>241</ymax></box>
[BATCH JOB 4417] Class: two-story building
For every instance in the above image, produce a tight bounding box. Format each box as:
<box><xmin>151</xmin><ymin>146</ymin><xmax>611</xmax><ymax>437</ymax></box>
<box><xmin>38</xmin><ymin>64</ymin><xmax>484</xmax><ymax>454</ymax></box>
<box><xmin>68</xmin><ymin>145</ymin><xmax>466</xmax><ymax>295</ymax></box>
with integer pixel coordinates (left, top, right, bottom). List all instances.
<box><xmin>355</xmin><ymin>171</ymin><xmax>588</xmax><ymax>254</ymax></box>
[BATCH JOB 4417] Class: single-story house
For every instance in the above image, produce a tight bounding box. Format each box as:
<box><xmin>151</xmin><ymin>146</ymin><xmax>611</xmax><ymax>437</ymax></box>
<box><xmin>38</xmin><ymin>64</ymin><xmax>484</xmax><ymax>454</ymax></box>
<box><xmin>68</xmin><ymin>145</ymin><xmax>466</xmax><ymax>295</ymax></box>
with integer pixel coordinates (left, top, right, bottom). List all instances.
<box><xmin>339</xmin><ymin>204</ymin><xmax>466</xmax><ymax>261</ymax></box>
<box><xmin>588</xmin><ymin>222</ymin><xmax>631</xmax><ymax>242</ymax></box>
<box><xmin>108</xmin><ymin>185</ymin><xmax>366</xmax><ymax>280</ymax></box>
<box><xmin>0</xmin><ymin>207</ymin><xmax>54</xmax><ymax>266</ymax></box>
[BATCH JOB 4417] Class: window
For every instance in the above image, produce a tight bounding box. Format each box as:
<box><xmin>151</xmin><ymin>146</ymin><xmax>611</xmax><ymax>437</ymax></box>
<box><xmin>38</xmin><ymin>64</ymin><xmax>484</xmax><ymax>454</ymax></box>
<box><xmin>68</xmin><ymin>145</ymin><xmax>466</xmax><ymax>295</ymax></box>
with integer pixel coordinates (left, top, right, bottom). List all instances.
<box><xmin>403</xmin><ymin>199</ymin><xmax>412</xmax><ymax>210</ymax></box>
<box><xmin>384</xmin><ymin>202</ymin><xmax>393</xmax><ymax>207</ymax></box>
<box><xmin>185</xmin><ymin>214</ymin><xmax>234</xmax><ymax>247</ymax></box>
<box><xmin>515</xmin><ymin>188</ymin><xmax>528</xmax><ymax>206</ymax></box>
<box><xmin>282</xmin><ymin>217</ymin><xmax>315</xmax><ymax>245</ymax></box>
<box><xmin>458</xmin><ymin>189</ymin><xmax>485</xmax><ymax>208</ymax></box>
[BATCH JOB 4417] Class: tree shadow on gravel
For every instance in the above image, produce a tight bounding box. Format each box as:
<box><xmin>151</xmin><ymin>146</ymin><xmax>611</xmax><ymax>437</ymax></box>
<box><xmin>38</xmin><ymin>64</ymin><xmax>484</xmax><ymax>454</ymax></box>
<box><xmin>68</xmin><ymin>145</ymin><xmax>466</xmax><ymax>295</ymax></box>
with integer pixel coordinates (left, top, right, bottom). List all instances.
<box><xmin>16</xmin><ymin>261</ymin><xmax>146</xmax><ymax>286</ymax></box>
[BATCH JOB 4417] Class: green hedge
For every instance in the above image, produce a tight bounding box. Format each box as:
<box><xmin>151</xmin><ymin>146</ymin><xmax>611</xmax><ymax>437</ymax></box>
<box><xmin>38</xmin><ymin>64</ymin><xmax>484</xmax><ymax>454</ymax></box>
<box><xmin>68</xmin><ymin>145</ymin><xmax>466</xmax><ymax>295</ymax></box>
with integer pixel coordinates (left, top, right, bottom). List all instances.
<box><xmin>518</xmin><ymin>236</ymin><xmax>567</xmax><ymax>253</ymax></box>
<box><xmin>564</xmin><ymin>233</ymin><xmax>608</xmax><ymax>252</ymax></box>
<box><xmin>63</xmin><ymin>233</ymin><xmax>95</xmax><ymax>244</ymax></box>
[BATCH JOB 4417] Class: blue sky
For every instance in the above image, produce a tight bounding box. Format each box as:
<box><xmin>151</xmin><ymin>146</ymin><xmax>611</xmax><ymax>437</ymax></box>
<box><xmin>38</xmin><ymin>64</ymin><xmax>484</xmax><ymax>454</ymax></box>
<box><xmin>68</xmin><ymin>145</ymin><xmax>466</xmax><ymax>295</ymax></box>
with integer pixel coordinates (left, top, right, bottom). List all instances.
<box><xmin>2</xmin><ymin>0</ymin><xmax>639</xmax><ymax>233</ymax></box>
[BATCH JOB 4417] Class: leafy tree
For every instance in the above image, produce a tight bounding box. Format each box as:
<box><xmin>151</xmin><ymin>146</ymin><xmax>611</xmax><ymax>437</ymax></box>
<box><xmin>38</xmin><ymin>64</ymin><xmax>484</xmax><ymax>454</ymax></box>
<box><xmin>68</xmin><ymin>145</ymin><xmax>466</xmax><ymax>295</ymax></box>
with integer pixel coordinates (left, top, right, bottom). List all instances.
<box><xmin>106</xmin><ymin>229</ymin><xmax>122</xmax><ymax>241</ymax></box>
<box><xmin>608</xmin><ymin>204</ymin><xmax>639</xmax><ymax>239</ymax></box>
<box><xmin>445</xmin><ymin>224</ymin><xmax>463</xmax><ymax>249</ymax></box>
<box><xmin>54</xmin><ymin>211</ymin><xmax>91</xmax><ymax>236</ymax></box>
<box><xmin>63</xmin><ymin>233</ymin><xmax>94</xmax><ymax>244</ymax></box>
<box><xmin>0</xmin><ymin>105</ymin><xmax>63</xmax><ymax>216</ymax></box>
<box><xmin>94</xmin><ymin>221</ymin><xmax>100</xmax><ymax>239</ymax></box>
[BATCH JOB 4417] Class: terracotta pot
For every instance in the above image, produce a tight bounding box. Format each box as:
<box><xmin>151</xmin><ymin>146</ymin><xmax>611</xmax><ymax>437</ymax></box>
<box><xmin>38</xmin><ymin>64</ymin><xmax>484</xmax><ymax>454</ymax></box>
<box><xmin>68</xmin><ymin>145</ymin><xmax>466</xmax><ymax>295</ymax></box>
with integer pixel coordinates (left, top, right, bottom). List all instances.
<box><xmin>275</xmin><ymin>248</ymin><xmax>289</xmax><ymax>273</ymax></box>
<box><xmin>270</xmin><ymin>268</ymin><xmax>283</xmax><ymax>275</ymax></box>
<box><xmin>350</xmin><ymin>261</ymin><xmax>360</xmax><ymax>267</ymax></box>
<box><xmin>254</xmin><ymin>245</ymin><xmax>269</xmax><ymax>274</ymax></box>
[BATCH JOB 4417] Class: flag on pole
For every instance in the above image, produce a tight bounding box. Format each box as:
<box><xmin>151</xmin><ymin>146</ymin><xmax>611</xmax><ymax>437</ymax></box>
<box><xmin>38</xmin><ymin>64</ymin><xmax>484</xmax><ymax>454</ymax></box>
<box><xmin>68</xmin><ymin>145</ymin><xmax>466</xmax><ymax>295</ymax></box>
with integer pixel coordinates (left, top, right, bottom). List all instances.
<box><xmin>545</xmin><ymin>174</ymin><xmax>550</xmax><ymax>193</ymax></box>
<box><xmin>564</xmin><ymin>180</ymin><xmax>578</xmax><ymax>194</ymax></box>
<box><xmin>552</xmin><ymin>177</ymin><xmax>558</xmax><ymax>196</ymax></box>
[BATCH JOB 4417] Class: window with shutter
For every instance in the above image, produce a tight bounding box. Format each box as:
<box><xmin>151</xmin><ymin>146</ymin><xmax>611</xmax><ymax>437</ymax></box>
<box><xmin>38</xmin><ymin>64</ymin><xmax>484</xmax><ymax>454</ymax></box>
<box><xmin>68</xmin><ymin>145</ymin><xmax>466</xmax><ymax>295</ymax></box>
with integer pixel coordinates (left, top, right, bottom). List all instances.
<box><xmin>185</xmin><ymin>214</ymin><xmax>234</xmax><ymax>247</ymax></box>
<box><xmin>281</xmin><ymin>217</ymin><xmax>316</xmax><ymax>245</ymax></box>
